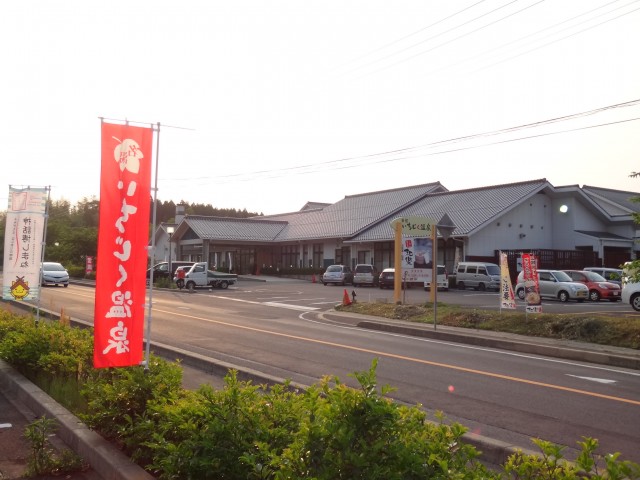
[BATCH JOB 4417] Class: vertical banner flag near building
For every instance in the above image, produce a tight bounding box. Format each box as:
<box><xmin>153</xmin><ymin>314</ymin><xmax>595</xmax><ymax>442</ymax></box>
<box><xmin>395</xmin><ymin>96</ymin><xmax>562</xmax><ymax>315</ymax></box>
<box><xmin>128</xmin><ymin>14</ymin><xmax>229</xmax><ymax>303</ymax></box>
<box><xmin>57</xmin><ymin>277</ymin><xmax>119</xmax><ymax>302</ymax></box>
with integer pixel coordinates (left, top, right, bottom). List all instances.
<box><xmin>499</xmin><ymin>252</ymin><xmax>516</xmax><ymax>309</ymax></box>
<box><xmin>521</xmin><ymin>253</ymin><xmax>542</xmax><ymax>313</ymax></box>
<box><xmin>2</xmin><ymin>187</ymin><xmax>48</xmax><ymax>301</ymax></box>
<box><xmin>94</xmin><ymin>122</ymin><xmax>152</xmax><ymax>368</ymax></box>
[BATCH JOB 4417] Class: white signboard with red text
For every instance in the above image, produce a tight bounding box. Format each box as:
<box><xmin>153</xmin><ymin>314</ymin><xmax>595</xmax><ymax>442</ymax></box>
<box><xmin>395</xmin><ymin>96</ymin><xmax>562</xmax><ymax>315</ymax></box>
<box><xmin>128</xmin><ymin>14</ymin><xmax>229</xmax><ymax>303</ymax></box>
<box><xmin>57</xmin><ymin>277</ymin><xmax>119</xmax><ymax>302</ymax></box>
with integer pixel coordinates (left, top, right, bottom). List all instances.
<box><xmin>93</xmin><ymin>122</ymin><xmax>152</xmax><ymax>368</ymax></box>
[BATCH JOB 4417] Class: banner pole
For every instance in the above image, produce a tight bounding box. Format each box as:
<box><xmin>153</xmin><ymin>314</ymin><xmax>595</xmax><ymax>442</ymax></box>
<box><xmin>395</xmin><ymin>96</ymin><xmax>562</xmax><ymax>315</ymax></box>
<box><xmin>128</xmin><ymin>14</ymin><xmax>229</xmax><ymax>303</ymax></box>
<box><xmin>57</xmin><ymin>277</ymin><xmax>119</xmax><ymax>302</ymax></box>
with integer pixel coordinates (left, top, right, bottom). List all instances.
<box><xmin>393</xmin><ymin>222</ymin><xmax>402</xmax><ymax>304</ymax></box>
<box><xmin>35</xmin><ymin>186</ymin><xmax>51</xmax><ymax>326</ymax></box>
<box><xmin>144</xmin><ymin>122</ymin><xmax>161</xmax><ymax>372</ymax></box>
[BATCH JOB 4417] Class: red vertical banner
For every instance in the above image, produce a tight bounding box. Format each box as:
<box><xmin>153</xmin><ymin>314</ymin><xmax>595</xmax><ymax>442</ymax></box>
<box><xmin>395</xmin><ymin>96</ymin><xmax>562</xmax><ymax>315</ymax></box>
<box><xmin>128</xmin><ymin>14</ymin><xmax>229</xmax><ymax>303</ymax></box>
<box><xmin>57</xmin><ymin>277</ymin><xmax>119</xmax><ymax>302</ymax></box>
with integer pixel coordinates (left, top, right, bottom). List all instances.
<box><xmin>521</xmin><ymin>253</ymin><xmax>542</xmax><ymax>314</ymax></box>
<box><xmin>94</xmin><ymin>122</ymin><xmax>153</xmax><ymax>368</ymax></box>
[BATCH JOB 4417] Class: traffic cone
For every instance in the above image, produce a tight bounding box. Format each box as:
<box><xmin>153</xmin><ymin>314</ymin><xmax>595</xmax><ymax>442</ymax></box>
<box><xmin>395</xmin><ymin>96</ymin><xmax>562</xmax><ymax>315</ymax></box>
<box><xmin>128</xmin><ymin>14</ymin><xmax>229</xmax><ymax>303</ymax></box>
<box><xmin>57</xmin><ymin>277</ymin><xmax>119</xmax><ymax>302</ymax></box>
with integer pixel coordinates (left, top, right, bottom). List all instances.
<box><xmin>342</xmin><ymin>289</ymin><xmax>352</xmax><ymax>306</ymax></box>
<box><xmin>312</xmin><ymin>274</ymin><xmax>316</xmax><ymax>283</ymax></box>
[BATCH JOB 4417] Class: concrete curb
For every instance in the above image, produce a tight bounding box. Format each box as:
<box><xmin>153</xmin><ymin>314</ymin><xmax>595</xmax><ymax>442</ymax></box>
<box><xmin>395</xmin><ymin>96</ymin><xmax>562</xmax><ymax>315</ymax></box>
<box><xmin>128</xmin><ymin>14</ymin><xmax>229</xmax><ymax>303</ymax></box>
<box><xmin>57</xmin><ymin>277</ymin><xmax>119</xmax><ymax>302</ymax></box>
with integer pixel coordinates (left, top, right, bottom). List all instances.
<box><xmin>0</xmin><ymin>360</ymin><xmax>154</xmax><ymax>480</ymax></box>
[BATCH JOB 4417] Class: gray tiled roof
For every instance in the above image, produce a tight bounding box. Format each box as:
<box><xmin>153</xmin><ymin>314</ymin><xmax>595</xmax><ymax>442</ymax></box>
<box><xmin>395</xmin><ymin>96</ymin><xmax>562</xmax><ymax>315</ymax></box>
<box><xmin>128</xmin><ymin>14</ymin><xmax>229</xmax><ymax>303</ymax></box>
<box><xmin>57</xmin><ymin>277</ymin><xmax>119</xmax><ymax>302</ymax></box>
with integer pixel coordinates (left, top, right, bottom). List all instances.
<box><xmin>581</xmin><ymin>186</ymin><xmax>639</xmax><ymax>217</ymax></box>
<box><xmin>259</xmin><ymin>182</ymin><xmax>446</xmax><ymax>241</ymax></box>
<box><xmin>184</xmin><ymin>216</ymin><xmax>287</xmax><ymax>241</ymax></box>
<box><xmin>350</xmin><ymin>179</ymin><xmax>551</xmax><ymax>242</ymax></box>
<box><xmin>176</xmin><ymin>179</ymin><xmax>640</xmax><ymax>245</ymax></box>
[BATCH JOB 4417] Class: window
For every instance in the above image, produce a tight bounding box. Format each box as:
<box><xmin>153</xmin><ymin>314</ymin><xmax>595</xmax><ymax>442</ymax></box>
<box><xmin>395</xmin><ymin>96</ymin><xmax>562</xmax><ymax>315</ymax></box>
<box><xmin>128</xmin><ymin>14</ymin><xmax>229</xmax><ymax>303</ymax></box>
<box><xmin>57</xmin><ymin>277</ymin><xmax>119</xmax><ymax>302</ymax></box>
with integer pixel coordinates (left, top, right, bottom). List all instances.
<box><xmin>467</xmin><ymin>266</ymin><xmax>477</xmax><ymax>274</ymax></box>
<box><xmin>281</xmin><ymin>245</ymin><xmax>299</xmax><ymax>268</ymax></box>
<box><xmin>312</xmin><ymin>244</ymin><xmax>323</xmax><ymax>268</ymax></box>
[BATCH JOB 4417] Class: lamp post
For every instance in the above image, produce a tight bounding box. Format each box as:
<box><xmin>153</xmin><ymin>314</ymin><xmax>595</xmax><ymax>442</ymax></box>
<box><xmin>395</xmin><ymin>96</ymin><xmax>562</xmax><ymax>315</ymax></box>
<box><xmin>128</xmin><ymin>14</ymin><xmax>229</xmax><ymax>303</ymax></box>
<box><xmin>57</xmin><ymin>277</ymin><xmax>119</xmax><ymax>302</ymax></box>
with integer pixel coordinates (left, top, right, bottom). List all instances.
<box><xmin>166</xmin><ymin>226</ymin><xmax>175</xmax><ymax>276</ymax></box>
<box><xmin>432</xmin><ymin>213</ymin><xmax>456</xmax><ymax>330</ymax></box>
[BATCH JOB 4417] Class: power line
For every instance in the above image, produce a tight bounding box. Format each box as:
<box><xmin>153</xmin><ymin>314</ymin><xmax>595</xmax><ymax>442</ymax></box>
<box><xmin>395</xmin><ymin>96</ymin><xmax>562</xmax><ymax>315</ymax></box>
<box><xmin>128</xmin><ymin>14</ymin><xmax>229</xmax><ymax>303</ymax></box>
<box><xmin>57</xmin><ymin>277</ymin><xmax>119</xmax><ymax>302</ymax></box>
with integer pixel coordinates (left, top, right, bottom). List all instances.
<box><xmin>333</xmin><ymin>0</ymin><xmax>488</xmax><ymax>72</ymax></box>
<box><xmin>417</xmin><ymin>0</ymin><xmax>630</xmax><ymax>78</ymax></box>
<box><xmin>355</xmin><ymin>0</ymin><xmax>545</xmax><ymax>78</ymax></box>
<box><xmin>164</xmin><ymin>99</ymin><xmax>640</xmax><ymax>184</ymax></box>
<box><xmin>474</xmin><ymin>2</ymin><xmax>640</xmax><ymax>72</ymax></box>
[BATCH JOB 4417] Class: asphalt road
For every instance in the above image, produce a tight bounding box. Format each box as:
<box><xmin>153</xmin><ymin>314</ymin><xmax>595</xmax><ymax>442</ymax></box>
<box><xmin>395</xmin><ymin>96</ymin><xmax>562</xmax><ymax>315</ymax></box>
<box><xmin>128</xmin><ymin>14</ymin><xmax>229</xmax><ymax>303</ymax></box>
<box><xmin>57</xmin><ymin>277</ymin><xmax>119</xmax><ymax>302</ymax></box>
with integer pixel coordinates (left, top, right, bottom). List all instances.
<box><xmin>29</xmin><ymin>279</ymin><xmax>640</xmax><ymax>464</ymax></box>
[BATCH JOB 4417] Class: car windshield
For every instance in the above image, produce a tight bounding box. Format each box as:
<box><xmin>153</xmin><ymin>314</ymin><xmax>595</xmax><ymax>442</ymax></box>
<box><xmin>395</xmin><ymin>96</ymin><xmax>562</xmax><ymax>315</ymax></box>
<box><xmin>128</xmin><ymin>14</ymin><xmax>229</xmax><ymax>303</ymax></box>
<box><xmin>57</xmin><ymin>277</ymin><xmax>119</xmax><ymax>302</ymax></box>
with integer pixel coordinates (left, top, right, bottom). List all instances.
<box><xmin>553</xmin><ymin>271</ymin><xmax>572</xmax><ymax>282</ymax></box>
<box><xmin>356</xmin><ymin>266</ymin><xmax>373</xmax><ymax>273</ymax></box>
<box><xmin>486</xmin><ymin>265</ymin><xmax>500</xmax><ymax>275</ymax></box>
<box><xmin>43</xmin><ymin>263</ymin><xmax>65</xmax><ymax>271</ymax></box>
<box><xmin>583</xmin><ymin>271</ymin><xmax>606</xmax><ymax>282</ymax></box>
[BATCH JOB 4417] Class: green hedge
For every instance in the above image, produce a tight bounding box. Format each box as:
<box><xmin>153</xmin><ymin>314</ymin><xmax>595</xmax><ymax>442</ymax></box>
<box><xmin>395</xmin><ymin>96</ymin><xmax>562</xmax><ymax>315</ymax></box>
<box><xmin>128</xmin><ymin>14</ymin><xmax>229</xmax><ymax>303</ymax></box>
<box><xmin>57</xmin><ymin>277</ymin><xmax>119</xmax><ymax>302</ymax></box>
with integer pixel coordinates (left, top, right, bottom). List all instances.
<box><xmin>1</xmin><ymin>310</ymin><xmax>638</xmax><ymax>479</ymax></box>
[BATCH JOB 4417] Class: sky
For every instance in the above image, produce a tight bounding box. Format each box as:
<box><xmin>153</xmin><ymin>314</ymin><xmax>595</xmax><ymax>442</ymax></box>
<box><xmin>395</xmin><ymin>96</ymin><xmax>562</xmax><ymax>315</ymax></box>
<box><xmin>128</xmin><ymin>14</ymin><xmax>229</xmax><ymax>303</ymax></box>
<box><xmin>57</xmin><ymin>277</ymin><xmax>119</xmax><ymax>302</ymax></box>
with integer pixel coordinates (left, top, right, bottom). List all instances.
<box><xmin>1</xmin><ymin>1</ymin><xmax>640</xmax><ymax>216</ymax></box>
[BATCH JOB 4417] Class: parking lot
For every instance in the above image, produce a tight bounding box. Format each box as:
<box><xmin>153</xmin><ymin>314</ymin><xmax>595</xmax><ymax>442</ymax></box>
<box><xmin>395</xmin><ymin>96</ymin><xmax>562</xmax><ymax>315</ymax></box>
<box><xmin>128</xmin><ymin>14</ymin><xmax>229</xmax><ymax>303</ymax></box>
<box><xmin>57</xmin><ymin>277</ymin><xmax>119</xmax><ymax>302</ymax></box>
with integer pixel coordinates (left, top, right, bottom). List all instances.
<box><xmin>220</xmin><ymin>277</ymin><xmax>639</xmax><ymax>316</ymax></box>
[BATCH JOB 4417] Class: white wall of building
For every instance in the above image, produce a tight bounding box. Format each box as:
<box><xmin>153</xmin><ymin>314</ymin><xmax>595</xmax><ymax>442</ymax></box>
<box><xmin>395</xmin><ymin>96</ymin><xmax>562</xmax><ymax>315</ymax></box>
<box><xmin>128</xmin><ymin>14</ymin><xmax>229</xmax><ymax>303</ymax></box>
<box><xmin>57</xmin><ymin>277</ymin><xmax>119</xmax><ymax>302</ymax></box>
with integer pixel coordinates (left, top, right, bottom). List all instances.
<box><xmin>467</xmin><ymin>193</ymin><xmax>553</xmax><ymax>256</ymax></box>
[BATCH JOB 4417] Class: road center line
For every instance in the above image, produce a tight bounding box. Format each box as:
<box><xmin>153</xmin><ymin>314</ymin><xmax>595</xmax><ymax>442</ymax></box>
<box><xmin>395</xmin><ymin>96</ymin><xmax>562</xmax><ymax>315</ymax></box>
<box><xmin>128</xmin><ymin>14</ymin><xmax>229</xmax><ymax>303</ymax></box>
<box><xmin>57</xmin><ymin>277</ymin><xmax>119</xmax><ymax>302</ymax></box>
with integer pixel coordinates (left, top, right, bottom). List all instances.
<box><xmin>155</xmin><ymin>307</ymin><xmax>640</xmax><ymax>406</ymax></box>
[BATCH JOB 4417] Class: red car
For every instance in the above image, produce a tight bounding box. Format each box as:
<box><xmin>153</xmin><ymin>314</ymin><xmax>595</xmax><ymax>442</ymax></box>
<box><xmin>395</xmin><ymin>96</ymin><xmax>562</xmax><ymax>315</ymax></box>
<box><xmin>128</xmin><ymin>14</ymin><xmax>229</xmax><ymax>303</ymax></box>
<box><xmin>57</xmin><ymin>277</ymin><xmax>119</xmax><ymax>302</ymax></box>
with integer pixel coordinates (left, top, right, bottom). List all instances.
<box><xmin>562</xmin><ymin>270</ymin><xmax>621</xmax><ymax>302</ymax></box>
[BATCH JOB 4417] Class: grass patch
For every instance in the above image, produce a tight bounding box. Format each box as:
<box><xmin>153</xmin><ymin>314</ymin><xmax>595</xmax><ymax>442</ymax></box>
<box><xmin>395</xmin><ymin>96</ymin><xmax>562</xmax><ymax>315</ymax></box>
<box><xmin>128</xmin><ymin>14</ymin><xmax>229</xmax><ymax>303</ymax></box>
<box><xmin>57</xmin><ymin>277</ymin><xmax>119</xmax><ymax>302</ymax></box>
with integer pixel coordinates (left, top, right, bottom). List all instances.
<box><xmin>336</xmin><ymin>302</ymin><xmax>640</xmax><ymax>350</ymax></box>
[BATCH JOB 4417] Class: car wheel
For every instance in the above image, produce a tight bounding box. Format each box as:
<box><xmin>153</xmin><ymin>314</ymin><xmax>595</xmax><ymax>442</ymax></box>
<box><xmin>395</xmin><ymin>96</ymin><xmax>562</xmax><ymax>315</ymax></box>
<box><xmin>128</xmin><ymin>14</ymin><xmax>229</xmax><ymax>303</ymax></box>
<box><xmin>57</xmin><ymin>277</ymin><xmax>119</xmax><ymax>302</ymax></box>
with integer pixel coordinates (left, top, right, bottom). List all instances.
<box><xmin>187</xmin><ymin>281</ymin><xmax>196</xmax><ymax>292</ymax></box>
<box><xmin>558</xmin><ymin>291</ymin><xmax>569</xmax><ymax>302</ymax></box>
<box><xmin>63</xmin><ymin>284</ymin><xmax>68</xmax><ymax>288</ymax></box>
<box><xmin>220</xmin><ymin>281</ymin><xmax>228</xmax><ymax>289</ymax></box>
<box><xmin>589</xmin><ymin>290</ymin><xmax>600</xmax><ymax>302</ymax></box>
<box><xmin>516</xmin><ymin>288</ymin><xmax>525</xmax><ymax>300</ymax></box>
<box><xmin>478</xmin><ymin>283</ymin><xmax>486</xmax><ymax>291</ymax></box>
<box><xmin>323</xmin><ymin>282</ymin><xmax>327</xmax><ymax>286</ymax></box>
<box><xmin>631</xmin><ymin>293</ymin><xmax>640</xmax><ymax>311</ymax></box>
<box><xmin>353</xmin><ymin>283</ymin><xmax>358</xmax><ymax>287</ymax></box>
<box><xmin>457</xmin><ymin>282</ymin><xmax>465</xmax><ymax>290</ymax></box>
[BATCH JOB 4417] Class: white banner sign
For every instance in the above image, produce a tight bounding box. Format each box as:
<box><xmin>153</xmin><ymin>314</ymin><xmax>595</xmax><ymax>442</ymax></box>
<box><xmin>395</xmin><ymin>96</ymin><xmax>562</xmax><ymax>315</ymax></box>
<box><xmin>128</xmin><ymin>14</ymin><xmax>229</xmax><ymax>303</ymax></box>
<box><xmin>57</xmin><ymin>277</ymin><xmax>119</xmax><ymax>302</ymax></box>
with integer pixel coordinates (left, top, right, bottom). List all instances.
<box><xmin>2</xmin><ymin>187</ymin><xmax>48</xmax><ymax>301</ymax></box>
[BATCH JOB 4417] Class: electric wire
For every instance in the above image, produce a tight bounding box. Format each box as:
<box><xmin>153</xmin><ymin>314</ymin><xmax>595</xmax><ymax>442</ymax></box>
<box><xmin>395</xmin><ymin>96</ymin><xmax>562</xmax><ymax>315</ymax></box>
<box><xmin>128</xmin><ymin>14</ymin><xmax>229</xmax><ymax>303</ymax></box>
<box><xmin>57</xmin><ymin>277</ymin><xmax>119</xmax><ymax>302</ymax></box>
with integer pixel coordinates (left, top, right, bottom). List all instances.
<box><xmin>474</xmin><ymin>2</ymin><xmax>640</xmax><ymax>72</ymax></box>
<box><xmin>163</xmin><ymin>99</ymin><xmax>640</xmax><ymax>185</ymax></box>
<box><xmin>333</xmin><ymin>0</ymin><xmax>488</xmax><ymax>72</ymax></box>
<box><xmin>419</xmin><ymin>0</ymin><xmax>632</xmax><ymax>78</ymax></box>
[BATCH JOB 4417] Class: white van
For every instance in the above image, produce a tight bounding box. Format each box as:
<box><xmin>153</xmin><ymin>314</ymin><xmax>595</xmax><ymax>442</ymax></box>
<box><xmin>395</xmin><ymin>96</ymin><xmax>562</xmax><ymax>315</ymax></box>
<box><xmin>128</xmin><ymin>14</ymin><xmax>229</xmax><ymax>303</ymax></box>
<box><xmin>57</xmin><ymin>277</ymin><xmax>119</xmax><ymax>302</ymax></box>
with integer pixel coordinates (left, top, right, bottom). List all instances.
<box><xmin>583</xmin><ymin>267</ymin><xmax>623</xmax><ymax>287</ymax></box>
<box><xmin>423</xmin><ymin>265</ymin><xmax>449</xmax><ymax>291</ymax></box>
<box><xmin>454</xmin><ymin>262</ymin><xmax>501</xmax><ymax>291</ymax></box>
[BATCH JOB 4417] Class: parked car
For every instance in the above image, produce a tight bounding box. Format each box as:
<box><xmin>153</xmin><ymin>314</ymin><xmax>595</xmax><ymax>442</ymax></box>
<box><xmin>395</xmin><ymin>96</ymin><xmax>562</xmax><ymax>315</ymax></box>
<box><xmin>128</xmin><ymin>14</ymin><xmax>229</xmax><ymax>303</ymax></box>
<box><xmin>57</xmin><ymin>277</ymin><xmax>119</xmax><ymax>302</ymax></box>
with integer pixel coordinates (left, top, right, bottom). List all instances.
<box><xmin>147</xmin><ymin>261</ymin><xmax>195</xmax><ymax>283</ymax></box>
<box><xmin>352</xmin><ymin>264</ymin><xmax>379</xmax><ymax>287</ymax></box>
<box><xmin>621</xmin><ymin>280</ymin><xmax>640</xmax><ymax>311</ymax></box>
<box><xmin>562</xmin><ymin>270</ymin><xmax>621</xmax><ymax>302</ymax></box>
<box><xmin>423</xmin><ymin>265</ymin><xmax>448</xmax><ymax>291</ymax></box>
<box><xmin>41</xmin><ymin>262</ymin><xmax>69</xmax><ymax>287</ymax></box>
<box><xmin>378</xmin><ymin>268</ymin><xmax>410</xmax><ymax>289</ymax></box>
<box><xmin>515</xmin><ymin>269</ymin><xmax>588</xmax><ymax>302</ymax></box>
<box><xmin>454</xmin><ymin>262</ymin><xmax>500</xmax><ymax>291</ymax></box>
<box><xmin>583</xmin><ymin>267</ymin><xmax>623</xmax><ymax>287</ymax></box>
<box><xmin>322</xmin><ymin>265</ymin><xmax>353</xmax><ymax>286</ymax></box>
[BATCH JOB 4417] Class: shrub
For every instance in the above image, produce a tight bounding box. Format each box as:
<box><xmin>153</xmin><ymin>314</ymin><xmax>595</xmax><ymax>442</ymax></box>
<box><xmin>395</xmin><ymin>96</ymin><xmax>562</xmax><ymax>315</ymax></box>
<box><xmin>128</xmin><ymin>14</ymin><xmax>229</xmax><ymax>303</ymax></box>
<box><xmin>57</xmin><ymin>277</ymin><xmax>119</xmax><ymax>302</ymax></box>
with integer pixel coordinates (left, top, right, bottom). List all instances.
<box><xmin>1</xmin><ymin>311</ymin><xmax>639</xmax><ymax>479</ymax></box>
<box><xmin>80</xmin><ymin>354</ymin><xmax>184</xmax><ymax>454</ymax></box>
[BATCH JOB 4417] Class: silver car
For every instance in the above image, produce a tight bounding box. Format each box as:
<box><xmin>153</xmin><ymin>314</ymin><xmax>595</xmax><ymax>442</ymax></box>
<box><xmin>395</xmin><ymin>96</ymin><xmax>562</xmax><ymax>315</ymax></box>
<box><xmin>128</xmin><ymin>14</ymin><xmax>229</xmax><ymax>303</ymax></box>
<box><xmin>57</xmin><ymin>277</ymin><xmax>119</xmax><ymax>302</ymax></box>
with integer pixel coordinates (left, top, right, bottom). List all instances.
<box><xmin>322</xmin><ymin>265</ymin><xmax>353</xmax><ymax>286</ymax></box>
<box><xmin>515</xmin><ymin>269</ymin><xmax>587</xmax><ymax>303</ymax></box>
<box><xmin>41</xmin><ymin>262</ymin><xmax>69</xmax><ymax>287</ymax></box>
<box><xmin>352</xmin><ymin>264</ymin><xmax>378</xmax><ymax>287</ymax></box>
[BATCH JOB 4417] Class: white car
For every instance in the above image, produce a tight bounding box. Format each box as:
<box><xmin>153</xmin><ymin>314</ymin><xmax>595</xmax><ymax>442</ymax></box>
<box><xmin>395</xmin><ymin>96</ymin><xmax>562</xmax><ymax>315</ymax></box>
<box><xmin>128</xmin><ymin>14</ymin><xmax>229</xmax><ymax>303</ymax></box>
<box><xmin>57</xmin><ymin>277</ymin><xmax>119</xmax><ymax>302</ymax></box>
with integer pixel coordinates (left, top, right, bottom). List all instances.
<box><xmin>621</xmin><ymin>281</ymin><xmax>640</xmax><ymax>311</ymax></box>
<box><xmin>41</xmin><ymin>262</ymin><xmax>69</xmax><ymax>287</ymax></box>
<box><xmin>515</xmin><ymin>269</ymin><xmax>588</xmax><ymax>303</ymax></box>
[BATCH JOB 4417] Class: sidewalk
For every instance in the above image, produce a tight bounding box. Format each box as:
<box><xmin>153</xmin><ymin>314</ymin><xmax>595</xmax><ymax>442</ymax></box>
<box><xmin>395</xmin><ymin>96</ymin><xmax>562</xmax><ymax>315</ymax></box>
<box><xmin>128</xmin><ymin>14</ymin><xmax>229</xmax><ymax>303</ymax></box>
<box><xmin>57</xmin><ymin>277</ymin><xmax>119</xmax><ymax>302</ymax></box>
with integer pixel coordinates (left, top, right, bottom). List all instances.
<box><xmin>1</xmin><ymin>303</ymin><xmax>639</xmax><ymax>479</ymax></box>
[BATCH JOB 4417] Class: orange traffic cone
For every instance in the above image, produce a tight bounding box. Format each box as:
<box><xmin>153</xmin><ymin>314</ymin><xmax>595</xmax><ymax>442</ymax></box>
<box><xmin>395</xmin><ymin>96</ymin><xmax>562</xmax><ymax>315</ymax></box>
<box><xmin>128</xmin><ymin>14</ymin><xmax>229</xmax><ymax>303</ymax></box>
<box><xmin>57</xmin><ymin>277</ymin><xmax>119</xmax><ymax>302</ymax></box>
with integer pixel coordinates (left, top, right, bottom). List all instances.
<box><xmin>342</xmin><ymin>289</ymin><xmax>352</xmax><ymax>306</ymax></box>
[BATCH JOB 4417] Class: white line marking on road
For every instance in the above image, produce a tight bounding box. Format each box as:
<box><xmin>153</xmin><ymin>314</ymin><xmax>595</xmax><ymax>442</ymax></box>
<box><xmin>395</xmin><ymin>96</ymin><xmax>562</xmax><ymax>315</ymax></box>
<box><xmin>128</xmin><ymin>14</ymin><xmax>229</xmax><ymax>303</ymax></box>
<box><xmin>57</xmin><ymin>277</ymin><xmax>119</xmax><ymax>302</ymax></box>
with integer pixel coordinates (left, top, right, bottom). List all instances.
<box><xmin>264</xmin><ymin>302</ymin><xmax>319</xmax><ymax>311</ymax></box>
<box><xmin>0</xmin><ymin>423</ymin><xmax>11</xmax><ymax>429</ymax></box>
<box><xmin>566</xmin><ymin>375</ymin><xmax>617</xmax><ymax>384</ymax></box>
